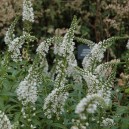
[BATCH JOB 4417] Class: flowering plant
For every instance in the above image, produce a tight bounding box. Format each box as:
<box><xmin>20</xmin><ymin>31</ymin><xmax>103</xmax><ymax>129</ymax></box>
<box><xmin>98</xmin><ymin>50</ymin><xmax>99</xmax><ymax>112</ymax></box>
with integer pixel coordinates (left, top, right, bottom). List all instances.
<box><xmin>0</xmin><ymin>0</ymin><xmax>129</xmax><ymax>129</ymax></box>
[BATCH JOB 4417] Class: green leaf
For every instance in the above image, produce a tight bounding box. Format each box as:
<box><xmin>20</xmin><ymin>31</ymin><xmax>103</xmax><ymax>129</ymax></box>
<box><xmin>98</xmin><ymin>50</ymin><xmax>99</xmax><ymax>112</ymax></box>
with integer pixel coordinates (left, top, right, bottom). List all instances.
<box><xmin>121</xmin><ymin>118</ymin><xmax>129</xmax><ymax>129</ymax></box>
<box><xmin>50</xmin><ymin>123</ymin><xmax>67</xmax><ymax>129</ymax></box>
<box><xmin>125</xmin><ymin>88</ymin><xmax>129</xmax><ymax>94</ymax></box>
<box><xmin>116</xmin><ymin>106</ymin><xmax>128</xmax><ymax>115</ymax></box>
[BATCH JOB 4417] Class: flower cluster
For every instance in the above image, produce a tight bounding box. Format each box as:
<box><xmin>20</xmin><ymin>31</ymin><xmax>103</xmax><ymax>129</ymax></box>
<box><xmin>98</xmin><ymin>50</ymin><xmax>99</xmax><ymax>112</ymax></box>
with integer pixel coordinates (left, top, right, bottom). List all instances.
<box><xmin>101</xmin><ymin>118</ymin><xmax>114</xmax><ymax>127</ymax></box>
<box><xmin>36</xmin><ymin>39</ymin><xmax>51</xmax><ymax>57</ymax></box>
<box><xmin>75</xmin><ymin>37</ymin><xmax>95</xmax><ymax>48</ymax></box>
<box><xmin>75</xmin><ymin>94</ymin><xmax>107</xmax><ymax>116</ymax></box>
<box><xmin>43</xmin><ymin>17</ymin><xmax>78</xmax><ymax>119</ymax></box>
<box><xmin>95</xmin><ymin>63</ymin><xmax>112</xmax><ymax>79</ymax></box>
<box><xmin>43</xmin><ymin>85</ymin><xmax>69</xmax><ymax>119</ymax></box>
<box><xmin>94</xmin><ymin>59</ymin><xmax>119</xmax><ymax>79</ymax></box>
<box><xmin>53</xmin><ymin>16</ymin><xmax>77</xmax><ymax>57</ymax></box>
<box><xmin>0</xmin><ymin>110</ymin><xmax>12</xmax><ymax>129</ymax></box>
<box><xmin>73</xmin><ymin>89</ymin><xmax>112</xmax><ymax>129</ymax></box>
<box><xmin>4</xmin><ymin>18</ymin><xmax>21</xmax><ymax>62</ymax></box>
<box><xmin>4</xmin><ymin>18</ymin><xmax>18</xmax><ymax>45</ymax></box>
<box><xmin>75</xmin><ymin>61</ymin><xmax>116</xmax><ymax>115</ymax></box>
<box><xmin>8</xmin><ymin>36</ymin><xmax>25</xmax><ymax>62</ymax></box>
<box><xmin>16</xmin><ymin>65</ymin><xmax>42</xmax><ymax>128</ymax></box>
<box><xmin>16</xmin><ymin>77</ymin><xmax>37</xmax><ymax>105</ymax></box>
<box><xmin>82</xmin><ymin>70</ymin><xmax>99</xmax><ymax>93</ymax></box>
<box><xmin>53</xmin><ymin>60</ymin><xmax>67</xmax><ymax>88</ymax></box>
<box><xmin>52</xmin><ymin>16</ymin><xmax>78</xmax><ymax>79</ymax></box>
<box><xmin>22</xmin><ymin>0</ymin><xmax>34</xmax><ymax>22</ymax></box>
<box><xmin>82</xmin><ymin>37</ymin><xmax>116</xmax><ymax>71</ymax></box>
<box><xmin>36</xmin><ymin>37</ymin><xmax>59</xmax><ymax>74</ymax></box>
<box><xmin>7</xmin><ymin>33</ymin><xmax>36</xmax><ymax>62</ymax></box>
<box><xmin>4</xmin><ymin>17</ymin><xmax>36</xmax><ymax>62</ymax></box>
<box><xmin>16</xmin><ymin>67</ymin><xmax>38</xmax><ymax>105</ymax></box>
<box><xmin>73</xmin><ymin>38</ymin><xmax>119</xmax><ymax>128</ymax></box>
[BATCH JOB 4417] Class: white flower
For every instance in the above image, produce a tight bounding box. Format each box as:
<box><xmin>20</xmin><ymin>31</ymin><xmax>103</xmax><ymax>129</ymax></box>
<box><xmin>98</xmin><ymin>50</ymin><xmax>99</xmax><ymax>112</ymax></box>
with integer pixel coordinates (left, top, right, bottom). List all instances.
<box><xmin>8</xmin><ymin>36</ymin><xmax>25</xmax><ymax>62</ymax></box>
<box><xmin>58</xmin><ymin>34</ymin><xmax>67</xmax><ymax>56</ymax></box>
<box><xmin>43</xmin><ymin>86</ymin><xmax>69</xmax><ymax>119</ymax></box>
<box><xmin>75</xmin><ymin>93</ymin><xmax>108</xmax><ymax>117</ymax></box>
<box><xmin>4</xmin><ymin>30</ymin><xmax>15</xmax><ymax>45</ymax></box>
<box><xmin>36</xmin><ymin>41</ymin><xmax>49</xmax><ymax>56</ymax></box>
<box><xmin>86</xmin><ymin>104</ymin><xmax>97</xmax><ymax>113</ymax></box>
<box><xmin>0</xmin><ymin>110</ymin><xmax>12</xmax><ymax>129</ymax></box>
<box><xmin>4</xmin><ymin>18</ymin><xmax>18</xmax><ymax>45</ymax></box>
<box><xmin>71</xmin><ymin>126</ymin><xmax>79</xmax><ymax>129</ymax></box>
<box><xmin>22</xmin><ymin>0</ymin><xmax>34</xmax><ymax>22</ymax></box>
<box><xmin>82</xmin><ymin>71</ymin><xmax>99</xmax><ymax>93</ymax></box>
<box><xmin>82</xmin><ymin>37</ymin><xmax>115</xmax><ymax>71</ymax></box>
<box><xmin>16</xmin><ymin>74</ymin><xmax>38</xmax><ymax>105</ymax></box>
<box><xmin>101</xmin><ymin>118</ymin><xmax>114</xmax><ymax>126</ymax></box>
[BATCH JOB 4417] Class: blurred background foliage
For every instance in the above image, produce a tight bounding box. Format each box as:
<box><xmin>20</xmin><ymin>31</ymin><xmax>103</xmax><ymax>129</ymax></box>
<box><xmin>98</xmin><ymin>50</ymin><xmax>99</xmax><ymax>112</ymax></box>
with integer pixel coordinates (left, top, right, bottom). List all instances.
<box><xmin>1</xmin><ymin>0</ymin><xmax>129</xmax><ymax>50</ymax></box>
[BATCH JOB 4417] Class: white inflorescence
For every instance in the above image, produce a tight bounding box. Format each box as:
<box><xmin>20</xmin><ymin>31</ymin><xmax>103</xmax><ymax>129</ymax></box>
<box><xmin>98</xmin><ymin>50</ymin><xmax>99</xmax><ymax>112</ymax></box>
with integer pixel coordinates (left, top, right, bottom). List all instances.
<box><xmin>22</xmin><ymin>0</ymin><xmax>34</xmax><ymax>22</ymax></box>
<box><xmin>53</xmin><ymin>59</ymin><xmax>67</xmax><ymax>88</ymax></box>
<box><xmin>36</xmin><ymin>39</ymin><xmax>52</xmax><ymax>74</ymax></box>
<box><xmin>55</xmin><ymin>33</ymin><xmax>68</xmax><ymax>57</ymax></box>
<box><xmin>80</xmin><ymin>68</ymin><xmax>113</xmax><ymax>107</ymax></box>
<box><xmin>72</xmin><ymin>38</ymin><xmax>119</xmax><ymax>129</ymax></box>
<box><xmin>43</xmin><ymin>86</ymin><xmax>69</xmax><ymax>119</ymax></box>
<box><xmin>101</xmin><ymin>118</ymin><xmax>114</xmax><ymax>127</ymax></box>
<box><xmin>43</xmin><ymin>17</ymin><xmax>77</xmax><ymax>119</ymax></box>
<box><xmin>4</xmin><ymin>18</ymin><xmax>18</xmax><ymax>45</ymax></box>
<box><xmin>4</xmin><ymin>29</ymin><xmax>15</xmax><ymax>46</ymax></box>
<box><xmin>53</xmin><ymin>35</ymin><xmax>77</xmax><ymax>78</ymax></box>
<box><xmin>53</xmin><ymin>17</ymin><xmax>77</xmax><ymax>77</ymax></box>
<box><xmin>71</xmin><ymin>126</ymin><xmax>79</xmax><ymax>129</ymax></box>
<box><xmin>36</xmin><ymin>41</ymin><xmax>50</xmax><ymax>56</ymax></box>
<box><xmin>82</xmin><ymin>71</ymin><xmax>100</xmax><ymax>93</ymax></box>
<box><xmin>75</xmin><ymin>94</ymin><xmax>101</xmax><ymax>115</ymax></box>
<box><xmin>16</xmin><ymin>67</ymin><xmax>38</xmax><ymax>105</ymax></box>
<box><xmin>82</xmin><ymin>38</ymin><xmax>115</xmax><ymax>71</ymax></box>
<box><xmin>74</xmin><ymin>48</ymin><xmax>116</xmax><ymax>129</ymax></box>
<box><xmin>94</xmin><ymin>63</ymin><xmax>112</xmax><ymax>79</ymax></box>
<box><xmin>8</xmin><ymin>36</ymin><xmax>25</xmax><ymax>62</ymax></box>
<box><xmin>0</xmin><ymin>110</ymin><xmax>12</xmax><ymax>129</ymax></box>
<box><xmin>82</xmin><ymin>42</ymin><xmax>105</xmax><ymax>70</ymax></box>
<box><xmin>94</xmin><ymin>59</ymin><xmax>119</xmax><ymax>79</ymax></box>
